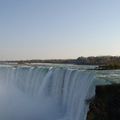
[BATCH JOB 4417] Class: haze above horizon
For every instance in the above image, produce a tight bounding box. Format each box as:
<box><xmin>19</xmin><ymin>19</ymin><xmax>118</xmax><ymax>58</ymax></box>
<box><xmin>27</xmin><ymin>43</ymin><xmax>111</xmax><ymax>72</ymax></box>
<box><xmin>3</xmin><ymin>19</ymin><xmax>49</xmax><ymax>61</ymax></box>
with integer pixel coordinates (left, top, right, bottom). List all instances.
<box><xmin>0</xmin><ymin>0</ymin><xmax>120</xmax><ymax>60</ymax></box>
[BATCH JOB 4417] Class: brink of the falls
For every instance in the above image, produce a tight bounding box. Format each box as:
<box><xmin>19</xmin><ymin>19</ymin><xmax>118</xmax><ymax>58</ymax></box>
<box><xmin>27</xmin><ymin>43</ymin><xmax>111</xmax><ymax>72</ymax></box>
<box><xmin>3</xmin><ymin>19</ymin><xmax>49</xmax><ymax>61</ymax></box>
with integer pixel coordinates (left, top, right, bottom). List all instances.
<box><xmin>0</xmin><ymin>66</ymin><xmax>95</xmax><ymax>120</ymax></box>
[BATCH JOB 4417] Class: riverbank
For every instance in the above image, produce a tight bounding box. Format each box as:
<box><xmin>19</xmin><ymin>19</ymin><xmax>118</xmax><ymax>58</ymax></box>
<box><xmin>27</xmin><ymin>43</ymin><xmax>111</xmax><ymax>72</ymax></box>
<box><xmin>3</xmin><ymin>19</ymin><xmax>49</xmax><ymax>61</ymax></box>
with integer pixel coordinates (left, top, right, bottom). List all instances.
<box><xmin>95</xmin><ymin>63</ymin><xmax>120</xmax><ymax>70</ymax></box>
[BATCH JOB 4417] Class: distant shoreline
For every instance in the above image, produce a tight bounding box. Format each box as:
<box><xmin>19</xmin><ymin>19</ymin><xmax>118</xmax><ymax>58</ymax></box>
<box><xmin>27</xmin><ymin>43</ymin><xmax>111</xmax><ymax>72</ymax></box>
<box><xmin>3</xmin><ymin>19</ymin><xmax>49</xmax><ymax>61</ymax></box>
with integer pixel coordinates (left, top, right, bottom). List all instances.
<box><xmin>0</xmin><ymin>56</ymin><xmax>120</xmax><ymax>70</ymax></box>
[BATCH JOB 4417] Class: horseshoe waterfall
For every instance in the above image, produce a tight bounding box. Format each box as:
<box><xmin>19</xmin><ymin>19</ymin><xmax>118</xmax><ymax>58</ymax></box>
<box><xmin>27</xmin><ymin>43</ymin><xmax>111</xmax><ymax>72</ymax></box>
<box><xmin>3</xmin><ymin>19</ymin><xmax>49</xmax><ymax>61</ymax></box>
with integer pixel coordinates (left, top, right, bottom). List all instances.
<box><xmin>0</xmin><ymin>66</ymin><xmax>95</xmax><ymax>120</ymax></box>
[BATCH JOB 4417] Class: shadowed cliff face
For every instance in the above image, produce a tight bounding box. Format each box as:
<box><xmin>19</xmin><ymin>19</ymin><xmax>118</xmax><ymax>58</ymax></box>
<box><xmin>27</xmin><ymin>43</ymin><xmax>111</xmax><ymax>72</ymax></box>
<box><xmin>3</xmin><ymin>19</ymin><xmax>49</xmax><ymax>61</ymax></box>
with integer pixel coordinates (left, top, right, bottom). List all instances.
<box><xmin>87</xmin><ymin>84</ymin><xmax>120</xmax><ymax>120</ymax></box>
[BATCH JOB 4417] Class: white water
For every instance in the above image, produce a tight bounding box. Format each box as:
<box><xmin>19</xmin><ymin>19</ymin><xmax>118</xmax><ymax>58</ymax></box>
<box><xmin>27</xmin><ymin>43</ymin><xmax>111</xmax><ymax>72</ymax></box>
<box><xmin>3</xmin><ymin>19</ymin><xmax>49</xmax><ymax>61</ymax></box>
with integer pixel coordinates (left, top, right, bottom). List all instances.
<box><xmin>0</xmin><ymin>66</ymin><xmax>95</xmax><ymax>120</ymax></box>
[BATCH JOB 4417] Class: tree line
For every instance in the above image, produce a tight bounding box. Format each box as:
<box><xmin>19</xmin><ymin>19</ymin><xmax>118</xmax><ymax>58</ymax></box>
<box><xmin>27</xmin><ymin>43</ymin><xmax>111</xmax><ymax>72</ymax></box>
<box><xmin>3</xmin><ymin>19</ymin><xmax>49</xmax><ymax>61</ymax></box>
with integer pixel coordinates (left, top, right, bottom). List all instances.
<box><xmin>1</xmin><ymin>56</ymin><xmax>120</xmax><ymax>65</ymax></box>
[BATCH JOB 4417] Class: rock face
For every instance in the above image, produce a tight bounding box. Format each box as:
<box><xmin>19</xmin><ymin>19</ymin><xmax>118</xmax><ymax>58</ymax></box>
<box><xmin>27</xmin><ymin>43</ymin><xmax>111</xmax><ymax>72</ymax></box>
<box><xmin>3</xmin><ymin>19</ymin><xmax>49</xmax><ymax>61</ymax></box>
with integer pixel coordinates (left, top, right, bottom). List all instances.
<box><xmin>87</xmin><ymin>84</ymin><xmax>120</xmax><ymax>120</ymax></box>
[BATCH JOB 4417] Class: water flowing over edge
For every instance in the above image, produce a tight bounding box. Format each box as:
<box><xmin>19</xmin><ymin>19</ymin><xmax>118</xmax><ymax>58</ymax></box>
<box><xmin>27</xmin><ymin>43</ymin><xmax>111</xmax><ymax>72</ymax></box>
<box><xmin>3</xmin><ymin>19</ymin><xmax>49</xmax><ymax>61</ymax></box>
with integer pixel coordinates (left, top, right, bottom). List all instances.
<box><xmin>0</xmin><ymin>66</ymin><xmax>95</xmax><ymax>120</ymax></box>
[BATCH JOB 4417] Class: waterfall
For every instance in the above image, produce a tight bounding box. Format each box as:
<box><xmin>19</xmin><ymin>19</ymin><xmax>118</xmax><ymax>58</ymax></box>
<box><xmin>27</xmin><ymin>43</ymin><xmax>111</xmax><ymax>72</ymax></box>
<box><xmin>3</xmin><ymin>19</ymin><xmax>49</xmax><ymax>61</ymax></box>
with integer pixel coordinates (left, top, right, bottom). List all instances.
<box><xmin>0</xmin><ymin>66</ymin><xmax>95</xmax><ymax>120</ymax></box>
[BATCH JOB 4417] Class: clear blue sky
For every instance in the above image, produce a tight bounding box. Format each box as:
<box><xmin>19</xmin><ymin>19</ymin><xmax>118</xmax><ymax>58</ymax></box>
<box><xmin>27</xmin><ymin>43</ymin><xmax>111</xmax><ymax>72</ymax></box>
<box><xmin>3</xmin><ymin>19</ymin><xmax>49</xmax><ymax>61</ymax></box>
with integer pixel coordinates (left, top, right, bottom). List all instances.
<box><xmin>0</xmin><ymin>0</ymin><xmax>120</xmax><ymax>60</ymax></box>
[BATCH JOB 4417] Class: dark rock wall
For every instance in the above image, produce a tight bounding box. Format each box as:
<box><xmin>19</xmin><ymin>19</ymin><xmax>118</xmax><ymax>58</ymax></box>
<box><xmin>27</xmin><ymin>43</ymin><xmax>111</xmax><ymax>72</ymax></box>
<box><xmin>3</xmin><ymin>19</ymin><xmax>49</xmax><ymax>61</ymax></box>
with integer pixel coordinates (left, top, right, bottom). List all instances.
<box><xmin>87</xmin><ymin>84</ymin><xmax>120</xmax><ymax>120</ymax></box>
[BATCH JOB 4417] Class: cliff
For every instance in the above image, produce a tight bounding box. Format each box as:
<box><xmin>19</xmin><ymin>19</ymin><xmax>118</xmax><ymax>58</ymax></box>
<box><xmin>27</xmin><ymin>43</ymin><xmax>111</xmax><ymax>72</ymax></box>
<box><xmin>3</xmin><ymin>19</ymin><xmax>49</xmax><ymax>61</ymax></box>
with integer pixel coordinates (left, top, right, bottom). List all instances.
<box><xmin>87</xmin><ymin>84</ymin><xmax>120</xmax><ymax>120</ymax></box>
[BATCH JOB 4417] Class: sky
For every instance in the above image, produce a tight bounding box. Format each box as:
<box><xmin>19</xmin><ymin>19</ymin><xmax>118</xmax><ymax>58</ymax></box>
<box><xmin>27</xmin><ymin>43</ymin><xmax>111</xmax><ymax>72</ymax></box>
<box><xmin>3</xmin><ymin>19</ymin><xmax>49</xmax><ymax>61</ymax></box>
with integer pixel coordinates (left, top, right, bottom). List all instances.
<box><xmin>0</xmin><ymin>0</ymin><xmax>120</xmax><ymax>60</ymax></box>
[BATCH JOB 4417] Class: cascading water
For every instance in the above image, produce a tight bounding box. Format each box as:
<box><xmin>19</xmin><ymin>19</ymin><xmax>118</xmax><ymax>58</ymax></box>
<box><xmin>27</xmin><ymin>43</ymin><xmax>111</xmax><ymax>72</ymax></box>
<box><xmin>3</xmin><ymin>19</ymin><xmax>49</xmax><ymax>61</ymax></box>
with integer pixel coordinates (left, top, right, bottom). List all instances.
<box><xmin>0</xmin><ymin>65</ymin><xmax>95</xmax><ymax>120</ymax></box>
